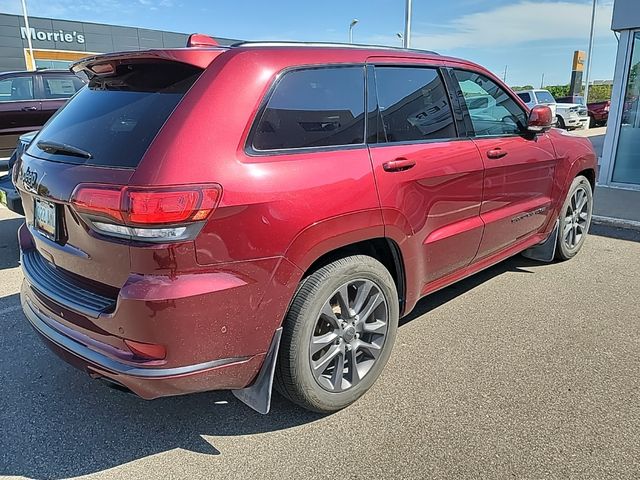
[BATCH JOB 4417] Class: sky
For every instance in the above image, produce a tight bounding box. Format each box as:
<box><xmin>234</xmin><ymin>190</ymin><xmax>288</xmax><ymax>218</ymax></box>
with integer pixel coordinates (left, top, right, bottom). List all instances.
<box><xmin>0</xmin><ymin>0</ymin><xmax>618</xmax><ymax>87</ymax></box>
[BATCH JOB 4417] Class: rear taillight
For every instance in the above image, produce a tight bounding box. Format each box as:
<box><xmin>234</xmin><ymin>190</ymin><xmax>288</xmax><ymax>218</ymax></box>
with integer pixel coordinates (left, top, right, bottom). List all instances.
<box><xmin>70</xmin><ymin>184</ymin><xmax>221</xmax><ymax>242</ymax></box>
<box><xmin>604</xmin><ymin>102</ymin><xmax>610</xmax><ymax>112</ymax></box>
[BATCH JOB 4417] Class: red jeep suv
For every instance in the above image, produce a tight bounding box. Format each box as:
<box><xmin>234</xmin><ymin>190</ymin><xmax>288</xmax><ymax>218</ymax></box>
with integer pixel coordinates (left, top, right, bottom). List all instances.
<box><xmin>14</xmin><ymin>40</ymin><xmax>597</xmax><ymax>414</ymax></box>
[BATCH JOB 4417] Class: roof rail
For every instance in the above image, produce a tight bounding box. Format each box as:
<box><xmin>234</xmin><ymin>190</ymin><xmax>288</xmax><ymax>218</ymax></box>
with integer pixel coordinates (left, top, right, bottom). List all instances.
<box><xmin>230</xmin><ymin>41</ymin><xmax>438</xmax><ymax>55</ymax></box>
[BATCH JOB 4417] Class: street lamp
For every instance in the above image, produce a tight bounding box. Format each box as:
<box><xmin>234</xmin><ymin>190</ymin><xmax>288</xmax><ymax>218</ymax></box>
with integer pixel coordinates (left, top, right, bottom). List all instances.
<box><xmin>20</xmin><ymin>0</ymin><xmax>34</xmax><ymax>70</ymax></box>
<box><xmin>396</xmin><ymin>32</ymin><xmax>403</xmax><ymax>46</ymax></box>
<box><xmin>403</xmin><ymin>0</ymin><xmax>412</xmax><ymax>48</ymax></box>
<box><xmin>584</xmin><ymin>0</ymin><xmax>597</xmax><ymax>104</ymax></box>
<box><xmin>349</xmin><ymin>19</ymin><xmax>359</xmax><ymax>44</ymax></box>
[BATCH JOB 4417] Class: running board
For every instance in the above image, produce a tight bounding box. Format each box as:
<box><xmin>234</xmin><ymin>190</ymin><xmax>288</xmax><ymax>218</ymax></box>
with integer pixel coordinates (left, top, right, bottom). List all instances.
<box><xmin>232</xmin><ymin>327</ymin><xmax>282</xmax><ymax>414</ymax></box>
<box><xmin>522</xmin><ymin>219</ymin><xmax>558</xmax><ymax>262</ymax></box>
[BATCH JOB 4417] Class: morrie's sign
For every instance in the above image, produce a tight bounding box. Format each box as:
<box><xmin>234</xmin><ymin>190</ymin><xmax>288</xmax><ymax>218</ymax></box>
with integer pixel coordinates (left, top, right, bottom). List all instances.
<box><xmin>20</xmin><ymin>26</ymin><xmax>85</xmax><ymax>44</ymax></box>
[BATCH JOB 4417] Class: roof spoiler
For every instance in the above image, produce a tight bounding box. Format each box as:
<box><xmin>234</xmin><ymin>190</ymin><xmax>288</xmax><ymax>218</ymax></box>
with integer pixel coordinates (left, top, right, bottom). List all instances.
<box><xmin>187</xmin><ymin>33</ymin><xmax>219</xmax><ymax>47</ymax></box>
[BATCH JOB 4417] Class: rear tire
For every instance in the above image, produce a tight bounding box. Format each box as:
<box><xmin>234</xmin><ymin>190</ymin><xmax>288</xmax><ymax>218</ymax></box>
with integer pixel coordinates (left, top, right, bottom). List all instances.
<box><xmin>275</xmin><ymin>255</ymin><xmax>399</xmax><ymax>413</ymax></box>
<box><xmin>555</xmin><ymin>175</ymin><xmax>593</xmax><ymax>260</ymax></box>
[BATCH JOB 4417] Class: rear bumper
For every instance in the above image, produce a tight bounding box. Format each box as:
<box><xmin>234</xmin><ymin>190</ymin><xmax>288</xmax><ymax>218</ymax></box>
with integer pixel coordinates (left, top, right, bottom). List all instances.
<box><xmin>18</xmin><ymin>224</ymin><xmax>302</xmax><ymax>399</ymax></box>
<box><xmin>22</xmin><ymin>285</ymin><xmax>266</xmax><ymax>399</ymax></box>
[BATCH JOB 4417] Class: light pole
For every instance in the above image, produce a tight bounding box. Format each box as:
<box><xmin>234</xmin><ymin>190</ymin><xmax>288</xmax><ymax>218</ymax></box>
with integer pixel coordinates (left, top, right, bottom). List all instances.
<box><xmin>584</xmin><ymin>0</ymin><xmax>597</xmax><ymax>103</ymax></box>
<box><xmin>20</xmin><ymin>0</ymin><xmax>34</xmax><ymax>70</ymax></box>
<box><xmin>396</xmin><ymin>32</ymin><xmax>403</xmax><ymax>46</ymax></box>
<box><xmin>349</xmin><ymin>19</ymin><xmax>359</xmax><ymax>44</ymax></box>
<box><xmin>403</xmin><ymin>0</ymin><xmax>412</xmax><ymax>48</ymax></box>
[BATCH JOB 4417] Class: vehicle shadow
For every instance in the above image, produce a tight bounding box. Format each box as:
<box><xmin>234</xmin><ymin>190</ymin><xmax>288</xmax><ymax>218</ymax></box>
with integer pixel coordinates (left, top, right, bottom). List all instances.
<box><xmin>0</xmin><ymin>216</ymin><xmax>24</xmax><ymax>270</ymax></box>
<box><xmin>0</xmin><ymin>292</ymin><xmax>324</xmax><ymax>479</ymax></box>
<box><xmin>589</xmin><ymin>223</ymin><xmax>640</xmax><ymax>243</ymax></box>
<box><xmin>400</xmin><ymin>255</ymin><xmax>538</xmax><ymax>326</ymax></box>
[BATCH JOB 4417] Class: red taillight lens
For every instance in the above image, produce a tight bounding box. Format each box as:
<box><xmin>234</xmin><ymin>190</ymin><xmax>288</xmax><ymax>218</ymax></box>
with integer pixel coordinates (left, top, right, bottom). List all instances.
<box><xmin>71</xmin><ymin>184</ymin><xmax>221</xmax><ymax>226</ymax></box>
<box><xmin>124</xmin><ymin>339</ymin><xmax>166</xmax><ymax>360</ymax></box>
<box><xmin>71</xmin><ymin>186</ymin><xmax>123</xmax><ymax>222</ymax></box>
<box><xmin>125</xmin><ymin>187</ymin><xmax>220</xmax><ymax>224</ymax></box>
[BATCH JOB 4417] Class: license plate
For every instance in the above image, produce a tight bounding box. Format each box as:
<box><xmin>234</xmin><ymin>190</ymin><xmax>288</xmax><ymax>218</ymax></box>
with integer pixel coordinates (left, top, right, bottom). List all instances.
<box><xmin>34</xmin><ymin>198</ymin><xmax>57</xmax><ymax>239</ymax></box>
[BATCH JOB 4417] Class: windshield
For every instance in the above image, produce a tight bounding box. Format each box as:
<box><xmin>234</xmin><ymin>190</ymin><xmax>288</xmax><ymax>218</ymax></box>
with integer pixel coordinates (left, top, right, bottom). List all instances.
<box><xmin>535</xmin><ymin>91</ymin><xmax>556</xmax><ymax>104</ymax></box>
<box><xmin>26</xmin><ymin>62</ymin><xmax>202</xmax><ymax>168</ymax></box>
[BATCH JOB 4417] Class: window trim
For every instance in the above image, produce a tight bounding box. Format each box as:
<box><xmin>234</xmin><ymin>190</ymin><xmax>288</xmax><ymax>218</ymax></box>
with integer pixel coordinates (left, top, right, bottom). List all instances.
<box><xmin>245</xmin><ymin>63</ymin><xmax>368</xmax><ymax>156</ymax></box>
<box><xmin>368</xmin><ymin>63</ymin><xmax>460</xmax><ymax>146</ymax></box>
<box><xmin>452</xmin><ymin>67</ymin><xmax>531</xmax><ymax>139</ymax></box>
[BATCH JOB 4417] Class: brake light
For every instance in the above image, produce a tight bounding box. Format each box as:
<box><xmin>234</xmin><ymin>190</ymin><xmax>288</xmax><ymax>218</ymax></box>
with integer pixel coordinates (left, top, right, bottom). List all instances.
<box><xmin>70</xmin><ymin>184</ymin><xmax>222</xmax><ymax>241</ymax></box>
<box><xmin>72</xmin><ymin>186</ymin><xmax>123</xmax><ymax>222</ymax></box>
<box><xmin>126</xmin><ymin>188</ymin><xmax>220</xmax><ymax>224</ymax></box>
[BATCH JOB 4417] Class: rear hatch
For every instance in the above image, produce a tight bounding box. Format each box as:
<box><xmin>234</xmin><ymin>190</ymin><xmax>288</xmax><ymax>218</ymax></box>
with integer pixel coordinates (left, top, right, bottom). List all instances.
<box><xmin>15</xmin><ymin>51</ymin><xmax>219</xmax><ymax>291</ymax></box>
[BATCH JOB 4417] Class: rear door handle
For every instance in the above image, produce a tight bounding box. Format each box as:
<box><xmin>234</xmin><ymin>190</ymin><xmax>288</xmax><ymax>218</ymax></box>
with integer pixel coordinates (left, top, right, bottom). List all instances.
<box><xmin>486</xmin><ymin>148</ymin><xmax>508</xmax><ymax>159</ymax></box>
<box><xmin>21</xmin><ymin>106</ymin><xmax>37</xmax><ymax>111</ymax></box>
<box><xmin>383</xmin><ymin>158</ymin><xmax>416</xmax><ymax>172</ymax></box>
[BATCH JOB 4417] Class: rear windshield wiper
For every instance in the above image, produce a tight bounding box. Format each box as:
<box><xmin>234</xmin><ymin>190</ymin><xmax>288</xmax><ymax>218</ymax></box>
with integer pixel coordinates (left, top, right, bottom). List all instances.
<box><xmin>36</xmin><ymin>141</ymin><xmax>93</xmax><ymax>159</ymax></box>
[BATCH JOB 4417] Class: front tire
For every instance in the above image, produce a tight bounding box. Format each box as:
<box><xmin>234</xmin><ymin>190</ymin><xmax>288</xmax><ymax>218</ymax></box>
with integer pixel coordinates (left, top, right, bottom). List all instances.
<box><xmin>275</xmin><ymin>255</ymin><xmax>399</xmax><ymax>413</ymax></box>
<box><xmin>556</xmin><ymin>115</ymin><xmax>566</xmax><ymax>129</ymax></box>
<box><xmin>555</xmin><ymin>175</ymin><xmax>593</xmax><ymax>260</ymax></box>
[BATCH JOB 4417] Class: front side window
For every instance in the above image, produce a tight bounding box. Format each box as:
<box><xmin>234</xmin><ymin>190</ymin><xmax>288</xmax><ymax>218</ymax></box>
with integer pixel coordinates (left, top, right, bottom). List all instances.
<box><xmin>374</xmin><ymin>66</ymin><xmax>456</xmax><ymax>143</ymax></box>
<box><xmin>252</xmin><ymin>66</ymin><xmax>365</xmax><ymax>151</ymax></box>
<box><xmin>0</xmin><ymin>76</ymin><xmax>34</xmax><ymax>102</ymax></box>
<box><xmin>454</xmin><ymin>70</ymin><xmax>527</xmax><ymax>137</ymax></box>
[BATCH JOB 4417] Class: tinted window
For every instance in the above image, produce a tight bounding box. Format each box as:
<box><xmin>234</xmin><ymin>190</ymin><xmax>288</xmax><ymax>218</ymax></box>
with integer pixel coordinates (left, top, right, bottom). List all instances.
<box><xmin>27</xmin><ymin>62</ymin><xmax>201</xmax><ymax>167</ymax></box>
<box><xmin>252</xmin><ymin>67</ymin><xmax>365</xmax><ymax>151</ymax></box>
<box><xmin>517</xmin><ymin>92</ymin><xmax>531</xmax><ymax>103</ymax></box>
<box><xmin>454</xmin><ymin>70</ymin><xmax>527</xmax><ymax>137</ymax></box>
<box><xmin>374</xmin><ymin>67</ymin><xmax>456</xmax><ymax>143</ymax></box>
<box><xmin>0</xmin><ymin>76</ymin><xmax>34</xmax><ymax>102</ymax></box>
<box><xmin>42</xmin><ymin>75</ymin><xmax>84</xmax><ymax>99</ymax></box>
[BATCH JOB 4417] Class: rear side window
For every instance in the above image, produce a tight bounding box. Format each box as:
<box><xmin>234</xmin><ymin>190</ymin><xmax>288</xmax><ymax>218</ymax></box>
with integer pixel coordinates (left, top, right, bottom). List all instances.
<box><xmin>374</xmin><ymin>67</ymin><xmax>456</xmax><ymax>143</ymax></box>
<box><xmin>27</xmin><ymin>62</ymin><xmax>202</xmax><ymax>167</ymax></box>
<box><xmin>251</xmin><ymin>66</ymin><xmax>365</xmax><ymax>151</ymax></box>
<box><xmin>0</xmin><ymin>76</ymin><xmax>34</xmax><ymax>102</ymax></box>
<box><xmin>42</xmin><ymin>75</ymin><xmax>84</xmax><ymax>99</ymax></box>
<box><xmin>517</xmin><ymin>92</ymin><xmax>531</xmax><ymax>103</ymax></box>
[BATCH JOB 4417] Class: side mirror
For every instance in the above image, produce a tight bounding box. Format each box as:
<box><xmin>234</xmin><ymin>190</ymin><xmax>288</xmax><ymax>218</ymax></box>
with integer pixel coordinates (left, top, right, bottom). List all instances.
<box><xmin>527</xmin><ymin>105</ymin><xmax>553</xmax><ymax>133</ymax></box>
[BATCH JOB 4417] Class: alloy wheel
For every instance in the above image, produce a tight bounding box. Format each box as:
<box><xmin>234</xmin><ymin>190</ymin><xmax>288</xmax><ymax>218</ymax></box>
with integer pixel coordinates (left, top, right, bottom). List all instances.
<box><xmin>563</xmin><ymin>185</ymin><xmax>590</xmax><ymax>249</ymax></box>
<box><xmin>309</xmin><ymin>279</ymin><xmax>388</xmax><ymax>392</ymax></box>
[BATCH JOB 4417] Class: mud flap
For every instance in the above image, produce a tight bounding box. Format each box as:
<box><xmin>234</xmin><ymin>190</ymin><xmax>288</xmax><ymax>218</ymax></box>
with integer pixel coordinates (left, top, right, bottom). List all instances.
<box><xmin>232</xmin><ymin>327</ymin><xmax>282</xmax><ymax>414</ymax></box>
<box><xmin>522</xmin><ymin>219</ymin><xmax>559</xmax><ymax>262</ymax></box>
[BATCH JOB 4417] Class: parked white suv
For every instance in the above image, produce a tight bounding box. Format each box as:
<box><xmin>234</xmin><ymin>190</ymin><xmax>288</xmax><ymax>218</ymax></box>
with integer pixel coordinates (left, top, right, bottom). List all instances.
<box><xmin>516</xmin><ymin>89</ymin><xmax>589</xmax><ymax>130</ymax></box>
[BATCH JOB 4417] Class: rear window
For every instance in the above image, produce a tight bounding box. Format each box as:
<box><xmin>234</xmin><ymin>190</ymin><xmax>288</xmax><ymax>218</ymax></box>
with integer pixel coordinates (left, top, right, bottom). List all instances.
<box><xmin>534</xmin><ymin>91</ymin><xmax>556</xmax><ymax>104</ymax></box>
<box><xmin>517</xmin><ymin>92</ymin><xmax>531</xmax><ymax>103</ymax></box>
<box><xmin>251</xmin><ymin>66</ymin><xmax>365</xmax><ymax>151</ymax></box>
<box><xmin>27</xmin><ymin>62</ymin><xmax>202</xmax><ymax>167</ymax></box>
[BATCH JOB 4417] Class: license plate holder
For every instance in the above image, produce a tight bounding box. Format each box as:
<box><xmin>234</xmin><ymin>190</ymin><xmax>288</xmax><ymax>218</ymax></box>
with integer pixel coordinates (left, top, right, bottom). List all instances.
<box><xmin>34</xmin><ymin>198</ymin><xmax>57</xmax><ymax>240</ymax></box>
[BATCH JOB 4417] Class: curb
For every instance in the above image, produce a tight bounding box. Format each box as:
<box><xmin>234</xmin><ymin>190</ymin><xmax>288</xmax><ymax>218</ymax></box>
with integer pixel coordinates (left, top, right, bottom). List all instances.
<box><xmin>592</xmin><ymin>215</ymin><xmax>640</xmax><ymax>232</ymax></box>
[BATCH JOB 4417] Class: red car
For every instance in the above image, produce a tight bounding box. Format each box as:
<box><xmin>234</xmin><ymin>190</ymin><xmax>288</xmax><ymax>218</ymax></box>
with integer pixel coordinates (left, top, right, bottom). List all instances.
<box><xmin>14</xmin><ymin>39</ymin><xmax>597</xmax><ymax>414</ymax></box>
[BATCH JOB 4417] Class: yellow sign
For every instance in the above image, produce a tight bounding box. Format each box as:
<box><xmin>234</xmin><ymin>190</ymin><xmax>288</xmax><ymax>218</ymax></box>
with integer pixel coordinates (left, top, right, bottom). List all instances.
<box><xmin>572</xmin><ymin>50</ymin><xmax>586</xmax><ymax>72</ymax></box>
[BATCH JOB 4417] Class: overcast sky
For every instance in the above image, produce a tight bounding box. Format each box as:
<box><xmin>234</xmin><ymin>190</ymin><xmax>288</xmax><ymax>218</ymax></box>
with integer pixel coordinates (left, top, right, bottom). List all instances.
<box><xmin>0</xmin><ymin>0</ymin><xmax>618</xmax><ymax>86</ymax></box>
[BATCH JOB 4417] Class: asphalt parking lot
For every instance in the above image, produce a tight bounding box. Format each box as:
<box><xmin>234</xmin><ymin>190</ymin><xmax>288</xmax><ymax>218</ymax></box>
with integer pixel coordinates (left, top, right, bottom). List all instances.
<box><xmin>0</xmin><ymin>201</ymin><xmax>639</xmax><ymax>480</ymax></box>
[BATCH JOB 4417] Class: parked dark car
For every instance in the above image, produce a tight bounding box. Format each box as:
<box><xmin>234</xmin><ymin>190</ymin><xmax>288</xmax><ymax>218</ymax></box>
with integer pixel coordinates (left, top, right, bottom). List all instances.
<box><xmin>14</xmin><ymin>39</ymin><xmax>597</xmax><ymax>414</ymax></box>
<box><xmin>0</xmin><ymin>70</ymin><xmax>84</xmax><ymax>158</ymax></box>
<box><xmin>0</xmin><ymin>130</ymin><xmax>36</xmax><ymax>215</ymax></box>
<box><xmin>556</xmin><ymin>95</ymin><xmax>610</xmax><ymax>127</ymax></box>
